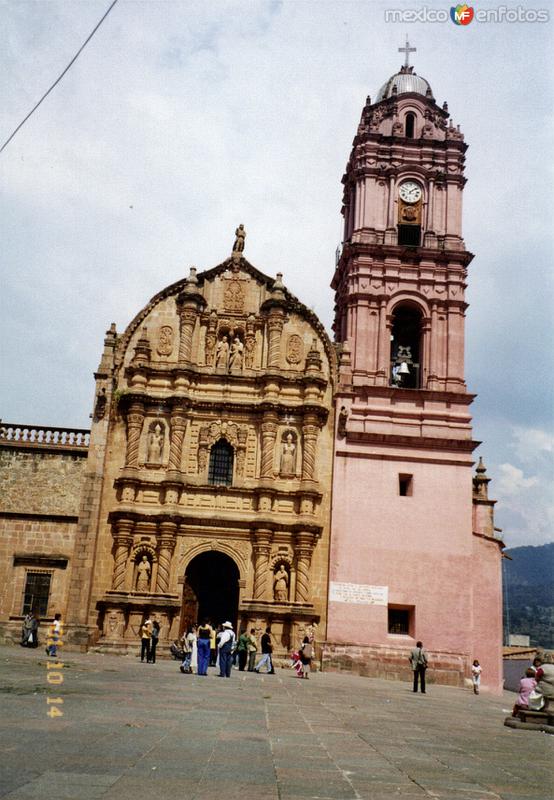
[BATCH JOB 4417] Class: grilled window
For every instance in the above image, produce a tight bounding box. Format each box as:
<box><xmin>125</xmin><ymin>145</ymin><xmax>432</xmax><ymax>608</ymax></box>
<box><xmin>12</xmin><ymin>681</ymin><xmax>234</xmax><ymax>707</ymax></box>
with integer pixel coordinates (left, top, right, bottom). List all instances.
<box><xmin>208</xmin><ymin>439</ymin><xmax>234</xmax><ymax>486</ymax></box>
<box><xmin>22</xmin><ymin>571</ymin><xmax>52</xmax><ymax>618</ymax></box>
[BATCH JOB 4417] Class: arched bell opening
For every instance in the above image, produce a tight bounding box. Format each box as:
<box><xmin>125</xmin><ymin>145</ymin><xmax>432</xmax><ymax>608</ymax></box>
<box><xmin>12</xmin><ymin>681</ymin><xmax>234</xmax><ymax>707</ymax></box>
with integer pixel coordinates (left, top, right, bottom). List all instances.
<box><xmin>180</xmin><ymin>551</ymin><xmax>240</xmax><ymax>635</ymax></box>
<box><xmin>390</xmin><ymin>305</ymin><xmax>423</xmax><ymax>389</ymax></box>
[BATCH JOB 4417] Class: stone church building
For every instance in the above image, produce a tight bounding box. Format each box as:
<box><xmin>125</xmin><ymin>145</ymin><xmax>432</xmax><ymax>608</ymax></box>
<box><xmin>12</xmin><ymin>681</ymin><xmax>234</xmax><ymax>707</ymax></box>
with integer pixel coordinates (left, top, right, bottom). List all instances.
<box><xmin>0</xmin><ymin>54</ymin><xmax>505</xmax><ymax>692</ymax></box>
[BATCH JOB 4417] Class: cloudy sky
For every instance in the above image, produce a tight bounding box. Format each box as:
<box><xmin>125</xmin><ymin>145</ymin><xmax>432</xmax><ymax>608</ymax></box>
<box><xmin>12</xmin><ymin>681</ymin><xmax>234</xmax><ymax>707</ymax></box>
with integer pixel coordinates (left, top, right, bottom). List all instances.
<box><xmin>1</xmin><ymin>0</ymin><xmax>553</xmax><ymax>548</ymax></box>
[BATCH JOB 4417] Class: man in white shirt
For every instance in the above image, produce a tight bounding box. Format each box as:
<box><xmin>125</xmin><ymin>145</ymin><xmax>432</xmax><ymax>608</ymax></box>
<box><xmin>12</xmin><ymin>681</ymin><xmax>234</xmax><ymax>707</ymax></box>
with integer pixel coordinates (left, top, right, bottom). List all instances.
<box><xmin>218</xmin><ymin>621</ymin><xmax>236</xmax><ymax>678</ymax></box>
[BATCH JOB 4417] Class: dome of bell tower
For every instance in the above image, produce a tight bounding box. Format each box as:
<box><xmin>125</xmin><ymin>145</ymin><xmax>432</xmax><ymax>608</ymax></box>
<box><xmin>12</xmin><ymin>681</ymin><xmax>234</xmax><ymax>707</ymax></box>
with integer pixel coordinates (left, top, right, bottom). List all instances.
<box><xmin>375</xmin><ymin>65</ymin><xmax>433</xmax><ymax>102</ymax></box>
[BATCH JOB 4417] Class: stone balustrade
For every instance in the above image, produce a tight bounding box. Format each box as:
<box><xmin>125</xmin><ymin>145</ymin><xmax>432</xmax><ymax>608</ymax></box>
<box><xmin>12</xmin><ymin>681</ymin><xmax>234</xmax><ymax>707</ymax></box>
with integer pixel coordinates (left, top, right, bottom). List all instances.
<box><xmin>0</xmin><ymin>423</ymin><xmax>90</xmax><ymax>449</ymax></box>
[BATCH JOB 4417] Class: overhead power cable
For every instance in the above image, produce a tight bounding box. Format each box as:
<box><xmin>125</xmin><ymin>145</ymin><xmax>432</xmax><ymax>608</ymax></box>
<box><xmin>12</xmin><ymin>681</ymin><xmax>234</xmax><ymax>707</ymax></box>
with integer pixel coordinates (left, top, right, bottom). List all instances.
<box><xmin>0</xmin><ymin>0</ymin><xmax>119</xmax><ymax>155</ymax></box>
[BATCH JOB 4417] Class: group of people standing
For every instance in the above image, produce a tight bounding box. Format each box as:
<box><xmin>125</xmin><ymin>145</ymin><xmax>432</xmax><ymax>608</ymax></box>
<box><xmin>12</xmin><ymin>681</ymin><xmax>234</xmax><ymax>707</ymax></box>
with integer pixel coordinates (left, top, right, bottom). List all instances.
<box><xmin>139</xmin><ymin>618</ymin><xmax>161</xmax><ymax>663</ymax></box>
<box><xmin>173</xmin><ymin>621</ymin><xmax>278</xmax><ymax>677</ymax></box>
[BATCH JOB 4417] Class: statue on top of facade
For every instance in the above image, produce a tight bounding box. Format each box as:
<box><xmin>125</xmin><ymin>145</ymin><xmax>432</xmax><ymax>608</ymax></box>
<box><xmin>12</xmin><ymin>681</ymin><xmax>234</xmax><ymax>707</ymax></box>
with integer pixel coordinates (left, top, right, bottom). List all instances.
<box><xmin>232</xmin><ymin>224</ymin><xmax>246</xmax><ymax>254</ymax></box>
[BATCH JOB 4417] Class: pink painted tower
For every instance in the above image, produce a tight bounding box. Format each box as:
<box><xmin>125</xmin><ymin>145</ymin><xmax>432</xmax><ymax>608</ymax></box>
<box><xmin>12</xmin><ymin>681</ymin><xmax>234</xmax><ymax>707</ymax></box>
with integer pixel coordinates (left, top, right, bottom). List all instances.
<box><xmin>324</xmin><ymin>43</ymin><xmax>505</xmax><ymax>693</ymax></box>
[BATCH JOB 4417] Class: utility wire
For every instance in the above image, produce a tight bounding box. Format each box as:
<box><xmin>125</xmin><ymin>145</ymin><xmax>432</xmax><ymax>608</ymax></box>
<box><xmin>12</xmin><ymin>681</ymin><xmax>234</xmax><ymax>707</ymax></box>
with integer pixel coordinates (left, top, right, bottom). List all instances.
<box><xmin>0</xmin><ymin>0</ymin><xmax>119</xmax><ymax>155</ymax></box>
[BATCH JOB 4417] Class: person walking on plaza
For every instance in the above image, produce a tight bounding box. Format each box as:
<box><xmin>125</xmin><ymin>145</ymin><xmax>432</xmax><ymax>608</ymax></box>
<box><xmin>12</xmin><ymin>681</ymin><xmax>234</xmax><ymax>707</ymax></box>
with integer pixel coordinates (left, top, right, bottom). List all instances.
<box><xmin>150</xmin><ymin>620</ymin><xmax>160</xmax><ymax>664</ymax></box>
<box><xmin>196</xmin><ymin>619</ymin><xmax>213</xmax><ymax>676</ymax></box>
<box><xmin>471</xmin><ymin>659</ymin><xmax>482</xmax><ymax>694</ymax></box>
<box><xmin>218</xmin><ymin>621</ymin><xmax>236</xmax><ymax>678</ymax></box>
<box><xmin>46</xmin><ymin>613</ymin><xmax>62</xmax><ymax>657</ymax></box>
<box><xmin>409</xmin><ymin>641</ymin><xmax>428</xmax><ymax>693</ymax></box>
<box><xmin>299</xmin><ymin>636</ymin><xmax>313</xmax><ymax>679</ymax></box>
<box><xmin>139</xmin><ymin>619</ymin><xmax>152</xmax><ymax>663</ymax></box>
<box><xmin>236</xmin><ymin>628</ymin><xmax>249</xmax><ymax>671</ymax></box>
<box><xmin>247</xmin><ymin>627</ymin><xmax>258</xmax><ymax>672</ymax></box>
<box><xmin>254</xmin><ymin>627</ymin><xmax>275</xmax><ymax>674</ymax></box>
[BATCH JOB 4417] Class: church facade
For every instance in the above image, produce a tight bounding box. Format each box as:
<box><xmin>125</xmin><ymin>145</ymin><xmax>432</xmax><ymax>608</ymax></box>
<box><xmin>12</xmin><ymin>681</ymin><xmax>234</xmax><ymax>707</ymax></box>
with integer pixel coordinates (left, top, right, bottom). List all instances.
<box><xmin>0</xmin><ymin>55</ymin><xmax>505</xmax><ymax>692</ymax></box>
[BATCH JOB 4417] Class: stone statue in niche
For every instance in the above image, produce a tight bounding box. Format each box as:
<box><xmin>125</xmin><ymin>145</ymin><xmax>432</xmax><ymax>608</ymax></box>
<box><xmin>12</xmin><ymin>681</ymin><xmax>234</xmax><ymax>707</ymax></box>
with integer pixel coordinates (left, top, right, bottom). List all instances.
<box><xmin>280</xmin><ymin>432</ymin><xmax>297</xmax><ymax>475</ymax></box>
<box><xmin>147</xmin><ymin>422</ymin><xmax>164</xmax><ymax>463</ymax></box>
<box><xmin>215</xmin><ymin>336</ymin><xmax>230</xmax><ymax>369</ymax></box>
<box><xmin>273</xmin><ymin>564</ymin><xmax>289</xmax><ymax>603</ymax></box>
<box><xmin>229</xmin><ymin>336</ymin><xmax>244</xmax><ymax>371</ymax></box>
<box><xmin>136</xmin><ymin>555</ymin><xmax>151</xmax><ymax>592</ymax></box>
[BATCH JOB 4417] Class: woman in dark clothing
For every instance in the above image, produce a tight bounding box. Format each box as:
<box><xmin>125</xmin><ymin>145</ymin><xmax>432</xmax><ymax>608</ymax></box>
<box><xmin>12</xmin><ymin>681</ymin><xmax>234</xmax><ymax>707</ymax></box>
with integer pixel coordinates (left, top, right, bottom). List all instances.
<box><xmin>150</xmin><ymin>621</ymin><xmax>160</xmax><ymax>663</ymax></box>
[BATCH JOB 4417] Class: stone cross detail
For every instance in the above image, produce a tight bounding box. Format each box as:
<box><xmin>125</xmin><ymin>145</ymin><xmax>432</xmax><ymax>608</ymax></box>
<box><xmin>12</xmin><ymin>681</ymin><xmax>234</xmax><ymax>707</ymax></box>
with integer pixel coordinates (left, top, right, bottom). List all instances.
<box><xmin>398</xmin><ymin>36</ymin><xmax>416</xmax><ymax>67</ymax></box>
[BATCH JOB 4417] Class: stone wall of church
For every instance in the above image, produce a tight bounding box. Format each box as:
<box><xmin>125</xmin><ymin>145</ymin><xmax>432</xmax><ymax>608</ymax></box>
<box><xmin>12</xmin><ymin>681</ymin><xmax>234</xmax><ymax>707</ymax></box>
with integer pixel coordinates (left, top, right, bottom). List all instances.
<box><xmin>0</xmin><ymin>431</ymin><xmax>88</xmax><ymax>643</ymax></box>
<box><xmin>0</xmin><ymin>447</ymin><xmax>85</xmax><ymax>516</ymax></box>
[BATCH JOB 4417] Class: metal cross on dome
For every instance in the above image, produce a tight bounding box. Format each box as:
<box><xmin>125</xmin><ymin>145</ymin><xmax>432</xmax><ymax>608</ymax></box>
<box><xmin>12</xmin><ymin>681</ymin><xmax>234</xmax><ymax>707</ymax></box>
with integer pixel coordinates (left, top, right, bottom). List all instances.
<box><xmin>398</xmin><ymin>36</ymin><xmax>416</xmax><ymax>68</ymax></box>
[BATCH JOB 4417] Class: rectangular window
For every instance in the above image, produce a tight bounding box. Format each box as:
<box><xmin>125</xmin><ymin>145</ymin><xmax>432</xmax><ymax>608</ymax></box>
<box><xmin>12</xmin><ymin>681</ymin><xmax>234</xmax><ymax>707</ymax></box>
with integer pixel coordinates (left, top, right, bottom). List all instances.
<box><xmin>399</xmin><ymin>474</ymin><xmax>413</xmax><ymax>496</ymax></box>
<box><xmin>388</xmin><ymin>606</ymin><xmax>413</xmax><ymax>635</ymax></box>
<box><xmin>398</xmin><ymin>225</ymin><xmax>421</xmax><ymax>247</ymax></box>
<box><xmin>22</xmin><ymin>571</ymin><xmax>52</xmax><ymax>618</ymax></box>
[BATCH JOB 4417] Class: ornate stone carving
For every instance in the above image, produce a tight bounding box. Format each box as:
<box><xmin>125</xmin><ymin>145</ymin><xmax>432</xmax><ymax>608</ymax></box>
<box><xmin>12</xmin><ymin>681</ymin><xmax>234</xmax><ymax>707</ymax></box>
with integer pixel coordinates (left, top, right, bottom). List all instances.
<box><xmin>260</xmin><ymin>413</ymin><xmax>278</xmax><ymax>479</ymax></box>
<box><xmin>267</xmin><ymin>310</ymin><xmax>284</xmax><ymax>367</ymax></box>
<box><xmin>301</xmin><ymin>416</ymin><xmax>319</xmax><ymax>481</ymax></box>
<box><xmin>204</xmin><ymin>311</ymin><xmax>218</xmax><ymax>366</ymax></box>
<box><xmin>111</xmin><ymin>519</ymin><xmax>133</xmax><ymax>591</ymax></box>
<box><xmin>244</xmin><ymin>314</ymin><xmax>256</xmax><ymax>369</ymax></box>
<box><xmin>125</xmin><ymin>402</ymin><xmax>145</xmax><ymax>468</ymax></box>
<box><xmin>286</xmin><ymin>334</ymin><xmax>303</xmax><ymax>365</ymax></box>
<box><xmin>224</xmin><ymin>280</ymin><xmax>244</xmax><ymax>313</ymax></box>
<box><xmin>157</xmin><ymin>521</ymin><xmax>177</xmax><ymax>594</ymax></box>
<box><xmin>168</xmin><ymin>407</ymin><xmax>187</xmax><ymax>471</ymax></box>
<box><xmin>295</xmin><ymin>532</ymin><xmax>315</xmax><ymax>604</ymax></box>
<box><xmin>252</xmin><ymin>529</ymin><xmax>272</xmax><ymax>601</ymax></box>
<box><xmin>178</xmin><ymin>307</ymin><xmax>198</xmax><ymax>362</ymax></box>
<box><xmin>157</xmin><ymin>325</ymin><xmax>174</xmax><ymax>356</ymax></box>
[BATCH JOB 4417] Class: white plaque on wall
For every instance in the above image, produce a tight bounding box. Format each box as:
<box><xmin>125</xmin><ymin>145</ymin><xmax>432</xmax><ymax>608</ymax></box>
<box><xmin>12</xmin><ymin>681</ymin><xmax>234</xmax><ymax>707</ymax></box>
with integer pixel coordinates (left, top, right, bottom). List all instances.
<box><xmin>329</xmin><ymin>581</ymin><xmax>388</xmax><ymax>606</ymax></box>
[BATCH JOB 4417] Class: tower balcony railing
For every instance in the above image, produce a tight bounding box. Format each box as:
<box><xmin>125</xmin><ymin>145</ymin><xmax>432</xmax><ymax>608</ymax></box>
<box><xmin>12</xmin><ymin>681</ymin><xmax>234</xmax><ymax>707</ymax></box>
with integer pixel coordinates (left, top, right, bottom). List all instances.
<box><xmin>0</xmin><ymin>422</ymin><xmax>90</xmax><ymax>449</ymax></box>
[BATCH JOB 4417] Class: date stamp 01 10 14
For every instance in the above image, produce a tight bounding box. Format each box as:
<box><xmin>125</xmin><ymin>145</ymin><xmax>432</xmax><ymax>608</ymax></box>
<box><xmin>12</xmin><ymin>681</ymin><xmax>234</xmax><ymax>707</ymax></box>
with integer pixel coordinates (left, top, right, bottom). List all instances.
<box><xmin>44</xmin><ymin>616</ymin><xmax>65</xmax><ymax>718</ymax></box>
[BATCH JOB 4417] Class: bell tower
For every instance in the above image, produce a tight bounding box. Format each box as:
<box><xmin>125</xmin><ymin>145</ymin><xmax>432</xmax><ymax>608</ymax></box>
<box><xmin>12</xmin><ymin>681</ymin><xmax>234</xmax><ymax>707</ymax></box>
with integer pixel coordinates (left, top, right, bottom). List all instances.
<box><xmin>326</xmin><ymin>43</ymin><xmax>504</xmax><ymax>692</ymax></box>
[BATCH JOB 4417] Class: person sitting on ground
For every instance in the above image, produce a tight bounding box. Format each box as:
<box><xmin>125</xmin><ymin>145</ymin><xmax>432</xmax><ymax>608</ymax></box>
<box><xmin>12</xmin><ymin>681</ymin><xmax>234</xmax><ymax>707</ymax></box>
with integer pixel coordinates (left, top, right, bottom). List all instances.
<box><xmin>512</xmin><ymin>668</ymin><xmax>537</xmax><ymax>717</ymax></box>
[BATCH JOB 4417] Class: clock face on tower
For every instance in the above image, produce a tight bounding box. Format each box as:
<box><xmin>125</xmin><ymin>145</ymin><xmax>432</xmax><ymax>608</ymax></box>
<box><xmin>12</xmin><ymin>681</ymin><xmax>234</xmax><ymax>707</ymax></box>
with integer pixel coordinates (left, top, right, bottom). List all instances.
<box><xmin>399</xmin><ymin>181</ymin><xmax>422</xmax><ymax>204</ymax></box>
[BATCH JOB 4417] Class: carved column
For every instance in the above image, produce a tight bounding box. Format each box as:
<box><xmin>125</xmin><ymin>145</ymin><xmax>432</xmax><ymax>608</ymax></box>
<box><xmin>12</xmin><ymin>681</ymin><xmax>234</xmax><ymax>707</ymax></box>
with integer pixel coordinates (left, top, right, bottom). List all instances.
<box><xmin>197</xmin><ymin>425</ymin><xmax>210</xmax><ymax>475</ymax></box>
<box><xmin>178</xmin><ymin>305</ymin><xmax>198</xmax><ymax>362</ymax></box>
<box><xmin>267</xmin><ymin>310</ymin><xmax>285</xmax><ymax>368</ymax></box>
<box><xmin>125</xmin><ymin>402</ymin><xmax>145</xmax><ymax>467</ymax></box>
<box><xmin>301</xmin><ymin>414</ymin><xmax>319</xmax><ymax>481</ymax></box>
<box><xmin>111</xmin><ymin>519</ymin><xmax>134</xmax><ymax>591</ymax></box>
<box><xmin>236</xmin><ymin>427</ymin><xmax>248</xmax><ymax>477</ymax></box>
<box><xmin>295</xmin><ymin>532</ymin><xmax>315</xmax><ymax>604</ymax></box>
<box><xmin>168</xmin><ymin>405</ymin><xmax>187</xmax><ymax>471</ymax></box>
<box><xmin>260</xmin><ymin>412</ymin><xmax>278</xmax><ymax>479</ymax></box>
<box><xmin>157</xmin><ymin>521</ymin><xmax>177</xmax><ymax>594</ymax></box>
<box><xmin>252</xmin><ymin>529</ymin><xmax>272</xmax><ymax>601</ymax></box>
<box><xmin>204</xmin><ymin>311</ymin><xmax>218</xmax><ymax>367</ymax></box>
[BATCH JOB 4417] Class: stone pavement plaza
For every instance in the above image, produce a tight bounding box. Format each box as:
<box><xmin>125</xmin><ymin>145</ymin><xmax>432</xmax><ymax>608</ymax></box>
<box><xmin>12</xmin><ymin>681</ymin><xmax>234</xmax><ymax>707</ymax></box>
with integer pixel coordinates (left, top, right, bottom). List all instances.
<box><xmin>0</xmin><ymin>646</ymin><xmax>551</xmax><ymax>800</ymax></box>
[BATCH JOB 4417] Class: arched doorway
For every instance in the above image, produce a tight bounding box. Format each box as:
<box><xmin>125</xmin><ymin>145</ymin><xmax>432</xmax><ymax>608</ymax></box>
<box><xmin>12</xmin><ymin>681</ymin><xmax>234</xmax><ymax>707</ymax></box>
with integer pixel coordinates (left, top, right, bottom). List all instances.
<box><xmin>180</xmin><ymin>551</ymin><xmax>240</xmax><ymax>633</ymax></box>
